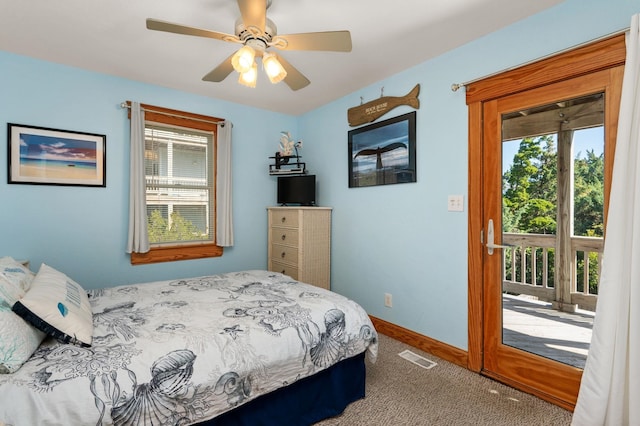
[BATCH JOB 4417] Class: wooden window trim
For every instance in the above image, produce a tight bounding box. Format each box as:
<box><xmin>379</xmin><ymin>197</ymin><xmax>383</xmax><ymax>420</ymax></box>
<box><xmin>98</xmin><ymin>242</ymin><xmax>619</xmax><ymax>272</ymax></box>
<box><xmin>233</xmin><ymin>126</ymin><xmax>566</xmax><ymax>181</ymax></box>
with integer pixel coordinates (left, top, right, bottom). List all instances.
<box><xmin>130</xmin><ymin>243</ymin><xmax>223</xmax><ymax>265</ymax></box>
<box><xmin>128</xmin><ymin>103</ymin><xmax>224</xmax><ymax>265</ymax></box>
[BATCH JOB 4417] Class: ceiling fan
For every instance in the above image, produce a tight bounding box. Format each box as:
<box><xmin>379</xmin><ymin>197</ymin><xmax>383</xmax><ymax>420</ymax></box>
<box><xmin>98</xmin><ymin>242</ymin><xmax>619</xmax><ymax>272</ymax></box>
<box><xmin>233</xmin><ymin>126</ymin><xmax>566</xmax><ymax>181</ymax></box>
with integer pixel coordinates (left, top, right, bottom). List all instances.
<box><xmin>146</xmin><ymin>0</ymin><xmax>352</xmax><ymax>90</ymax></box>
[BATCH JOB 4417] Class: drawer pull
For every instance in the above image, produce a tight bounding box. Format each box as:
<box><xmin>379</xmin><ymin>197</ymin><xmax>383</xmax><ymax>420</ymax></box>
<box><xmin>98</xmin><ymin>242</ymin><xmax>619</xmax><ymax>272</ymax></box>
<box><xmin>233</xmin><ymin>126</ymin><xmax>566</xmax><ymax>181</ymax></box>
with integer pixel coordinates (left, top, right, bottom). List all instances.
<box><xmin>281</xmin><ymin>216</ymin><xmax>286</xmax><ymax>223</ymax></box>
<box><xmin>281</xmin><ymin>269</ymin><xmax>286</xmax><ymax>274</ymax></box>
<box><xmin>281</xmin><ymin>252</ymin><xmax>286</xmax><ymax>258</ymax></box>
<box><xmin>281</xmin><ymin>234</ymin><xmax>286</xmax><ymax>241</ymax></box>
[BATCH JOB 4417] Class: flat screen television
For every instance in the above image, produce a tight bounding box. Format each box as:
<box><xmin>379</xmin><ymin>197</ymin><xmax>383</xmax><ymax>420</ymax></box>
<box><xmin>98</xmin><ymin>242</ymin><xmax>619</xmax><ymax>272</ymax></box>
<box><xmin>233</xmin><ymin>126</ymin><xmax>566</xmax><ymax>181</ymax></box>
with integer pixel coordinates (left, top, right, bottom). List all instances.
<box><xmin>277</xmin><ymin>175</ymin><xmax>316</xmax><ymax>206</ymax></box>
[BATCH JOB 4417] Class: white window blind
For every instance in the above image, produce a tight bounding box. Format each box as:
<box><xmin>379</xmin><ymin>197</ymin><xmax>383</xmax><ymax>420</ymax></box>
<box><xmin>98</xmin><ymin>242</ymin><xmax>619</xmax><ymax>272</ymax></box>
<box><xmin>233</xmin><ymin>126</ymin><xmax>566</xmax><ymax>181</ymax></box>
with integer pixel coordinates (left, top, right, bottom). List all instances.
<box><xmin>144</xmin><ymin>124</ymin><xmax>214</xmax><ymax>245</ymax></box>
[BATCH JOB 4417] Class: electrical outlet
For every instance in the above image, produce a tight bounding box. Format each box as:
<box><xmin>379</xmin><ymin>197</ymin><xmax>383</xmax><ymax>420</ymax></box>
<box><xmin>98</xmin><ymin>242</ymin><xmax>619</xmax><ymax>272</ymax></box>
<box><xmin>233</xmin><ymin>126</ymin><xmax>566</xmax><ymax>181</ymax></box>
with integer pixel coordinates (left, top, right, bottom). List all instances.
<box><xmin>384</xmin><ymin>293</ymin><xmax>393</xmax><ymax>308</ymax></box>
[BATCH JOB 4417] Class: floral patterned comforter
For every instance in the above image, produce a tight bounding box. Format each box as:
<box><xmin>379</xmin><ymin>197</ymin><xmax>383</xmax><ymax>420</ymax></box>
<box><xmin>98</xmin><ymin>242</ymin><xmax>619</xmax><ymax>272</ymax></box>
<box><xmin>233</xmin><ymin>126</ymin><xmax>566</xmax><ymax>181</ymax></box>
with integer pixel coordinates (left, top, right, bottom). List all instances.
<box><xmin>0</xmin><ymin>270</ymin><xmax>378</xmax><ymax>425</ymax></box>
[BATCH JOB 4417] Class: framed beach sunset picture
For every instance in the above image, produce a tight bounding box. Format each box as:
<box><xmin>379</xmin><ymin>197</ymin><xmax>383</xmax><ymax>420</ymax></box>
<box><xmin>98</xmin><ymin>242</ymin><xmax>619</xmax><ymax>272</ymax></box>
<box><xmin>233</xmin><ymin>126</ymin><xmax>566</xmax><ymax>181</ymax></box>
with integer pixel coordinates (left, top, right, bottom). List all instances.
<box><xmin>8</xmin><ymin>124</ymin><xmax>106</xmax><ymax>187</ymax></box>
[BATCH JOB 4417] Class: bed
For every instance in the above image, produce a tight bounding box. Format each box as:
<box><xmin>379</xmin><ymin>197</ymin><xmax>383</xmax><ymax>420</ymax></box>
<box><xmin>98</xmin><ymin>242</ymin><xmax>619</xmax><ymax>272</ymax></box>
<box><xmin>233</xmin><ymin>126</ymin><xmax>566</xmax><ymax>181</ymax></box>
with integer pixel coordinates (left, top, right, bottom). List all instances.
<box><xmin>0</xmin><ymin>261</ymin><xmax>378</xmax><ymax>426</ymax></box>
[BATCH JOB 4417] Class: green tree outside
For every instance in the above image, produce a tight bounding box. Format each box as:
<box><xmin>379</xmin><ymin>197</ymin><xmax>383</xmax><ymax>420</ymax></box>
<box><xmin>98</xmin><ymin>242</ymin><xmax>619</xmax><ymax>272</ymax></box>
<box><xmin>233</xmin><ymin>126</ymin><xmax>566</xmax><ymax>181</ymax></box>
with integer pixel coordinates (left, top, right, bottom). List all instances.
<box><xmin>502</xmin><ymin>134</ymin><xmax>604</xmax><ymax>295</ymax></box>
<box><xmin>147</xmin><ymin>210</ymin><xmax>205</xmax><ymax>243</ymax></box>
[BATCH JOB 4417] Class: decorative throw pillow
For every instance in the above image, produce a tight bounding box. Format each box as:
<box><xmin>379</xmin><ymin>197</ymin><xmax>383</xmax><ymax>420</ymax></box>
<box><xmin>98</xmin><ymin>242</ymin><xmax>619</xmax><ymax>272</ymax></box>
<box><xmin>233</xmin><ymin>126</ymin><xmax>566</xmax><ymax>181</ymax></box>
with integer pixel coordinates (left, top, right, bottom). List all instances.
<box><xmin>0</xmin><ymin>256</ymin><xmax>35</xmax><ymax>305</ymax></box>
<box><xmin>13</xmin><ymin>264</ymin><xmax>93</xmax><ymax>347</ymax></box>
<box><xmin>0</xmin><ymin>305</ymin><xmax>46</xmax><ymax>373</ymax></box>
<box><xmin>0</xmin><ymin>257</ymin><xmax>44</xmax><ymax>373</ymax></box>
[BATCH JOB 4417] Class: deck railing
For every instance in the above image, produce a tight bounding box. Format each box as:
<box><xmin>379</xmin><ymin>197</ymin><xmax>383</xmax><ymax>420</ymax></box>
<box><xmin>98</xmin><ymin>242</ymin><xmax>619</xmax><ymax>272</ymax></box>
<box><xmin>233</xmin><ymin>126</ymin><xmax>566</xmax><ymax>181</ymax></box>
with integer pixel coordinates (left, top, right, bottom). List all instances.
<box><xmin>501</xmin><ymin>233</ymin><xmax>603</xmax><ymax>311</ymax></box>
<box><xmin>146</xmin><ymin>176</ymin><xmax>209</xmax><ymax>201</ymax></box>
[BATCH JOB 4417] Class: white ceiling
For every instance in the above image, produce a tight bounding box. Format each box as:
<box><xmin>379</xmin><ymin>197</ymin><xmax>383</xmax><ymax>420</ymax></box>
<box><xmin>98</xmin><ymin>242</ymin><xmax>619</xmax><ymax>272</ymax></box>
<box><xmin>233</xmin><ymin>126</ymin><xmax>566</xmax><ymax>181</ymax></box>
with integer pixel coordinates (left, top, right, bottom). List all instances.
<box><xmin>0</xmin><ymin>0</ymin><xmax>564</xmax><ymax>115</ymax></box>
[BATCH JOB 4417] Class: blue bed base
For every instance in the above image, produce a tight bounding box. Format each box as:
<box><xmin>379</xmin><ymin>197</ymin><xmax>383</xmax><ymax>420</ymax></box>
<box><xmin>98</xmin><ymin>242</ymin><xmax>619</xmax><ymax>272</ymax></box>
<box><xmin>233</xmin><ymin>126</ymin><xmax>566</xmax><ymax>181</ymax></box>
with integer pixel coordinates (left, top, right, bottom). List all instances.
<box><xmin>199</xmin><ymin>352</ymin><xmax>366</xmax><ymax>426</ymax></box>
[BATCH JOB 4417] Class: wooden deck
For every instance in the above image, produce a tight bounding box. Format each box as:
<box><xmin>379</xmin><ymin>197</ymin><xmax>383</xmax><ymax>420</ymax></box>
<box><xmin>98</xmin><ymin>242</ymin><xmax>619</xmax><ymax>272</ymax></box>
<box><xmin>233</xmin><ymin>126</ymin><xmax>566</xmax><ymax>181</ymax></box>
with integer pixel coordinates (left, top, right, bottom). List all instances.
<box><xmin>502</xmin><ymin>294</ymin><xmax>594</xmax><ymax>369</ymax></box>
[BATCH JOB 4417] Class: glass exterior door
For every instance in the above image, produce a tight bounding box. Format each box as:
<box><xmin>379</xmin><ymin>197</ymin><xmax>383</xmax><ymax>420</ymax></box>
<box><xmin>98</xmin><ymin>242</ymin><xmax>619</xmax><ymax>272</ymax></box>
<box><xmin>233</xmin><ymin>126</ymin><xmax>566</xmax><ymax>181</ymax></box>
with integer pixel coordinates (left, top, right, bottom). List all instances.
<box><xmin>480</xmin><ymin>69</ymin><xmax>619</xmax><ymax>408</ymax></box>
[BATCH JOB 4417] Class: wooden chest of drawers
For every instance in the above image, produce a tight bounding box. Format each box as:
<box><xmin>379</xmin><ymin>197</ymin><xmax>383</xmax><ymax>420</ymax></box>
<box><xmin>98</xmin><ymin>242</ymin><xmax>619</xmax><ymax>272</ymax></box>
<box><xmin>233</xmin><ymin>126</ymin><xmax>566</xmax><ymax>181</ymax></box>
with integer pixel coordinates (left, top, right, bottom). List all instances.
<box><xmin>267</xmin><ymin>207</ymin><xmax>332</xmax><ymax>290</ymax></box>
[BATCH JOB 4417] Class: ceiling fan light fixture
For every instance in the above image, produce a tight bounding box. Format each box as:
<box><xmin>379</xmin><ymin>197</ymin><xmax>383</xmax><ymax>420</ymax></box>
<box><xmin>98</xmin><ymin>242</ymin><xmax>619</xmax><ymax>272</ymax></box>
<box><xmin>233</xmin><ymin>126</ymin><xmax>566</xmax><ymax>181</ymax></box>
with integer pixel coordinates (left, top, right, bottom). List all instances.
<box><xmin>238</xmin><ymin>62</ymin><xmax>258</xmax><ymax>88</ymax></box>
<box><xmin>263</xmin><ymin>51</ymin><xmax>287</xmax><ymax>84</ymax></box>
<box><xmin>146</xmin><ymin>0</ymin><xmax>352</xmax><ymax>91</ymax></box>
<box><xmin>231</xmin><ymin>45</ymin><xmax>256</xmax><ymax>73</ymax></box>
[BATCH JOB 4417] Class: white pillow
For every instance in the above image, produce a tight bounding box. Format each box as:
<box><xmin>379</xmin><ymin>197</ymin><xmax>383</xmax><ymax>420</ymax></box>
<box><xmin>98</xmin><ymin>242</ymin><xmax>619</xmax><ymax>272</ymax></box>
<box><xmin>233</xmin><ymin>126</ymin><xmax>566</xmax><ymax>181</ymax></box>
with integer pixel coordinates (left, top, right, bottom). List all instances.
<box><xmin>12</xmin><ymin>264</ymin><xmax>93</xmax><ymax>347</ymax></box>
<box><xmin>0</xmin><ymin>256</ymin><xmax>35</xmax><ymax>305</ymax></box>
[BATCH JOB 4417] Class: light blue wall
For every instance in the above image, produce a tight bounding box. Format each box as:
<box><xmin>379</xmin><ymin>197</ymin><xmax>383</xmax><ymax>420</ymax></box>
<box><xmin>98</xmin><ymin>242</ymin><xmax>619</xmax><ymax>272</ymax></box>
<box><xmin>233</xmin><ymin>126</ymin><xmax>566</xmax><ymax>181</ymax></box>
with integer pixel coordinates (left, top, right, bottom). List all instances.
<box><xmin>1</xmin><ymin>0</ymin><xmax>637</xmax><ymax>352</ymax></box>
<box><xmin>300</xmin><ymin>0</ymin><xmax>638</xmax><ymax>350</ymax></box>
<box><xmin>0</xmin><ymin>52</ymin><xmax>297</xmax><ymax>289</ymax></box>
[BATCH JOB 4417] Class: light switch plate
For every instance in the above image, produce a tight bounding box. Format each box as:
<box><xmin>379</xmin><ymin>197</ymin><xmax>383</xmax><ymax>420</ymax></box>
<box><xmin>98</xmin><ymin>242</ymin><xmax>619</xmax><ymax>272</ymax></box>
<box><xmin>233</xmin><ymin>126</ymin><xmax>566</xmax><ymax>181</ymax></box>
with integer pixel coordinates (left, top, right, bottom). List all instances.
<box><xmin>448</xmin><ymin>195</ymin><xmax>464</xmax><ymax>212</ymax></box>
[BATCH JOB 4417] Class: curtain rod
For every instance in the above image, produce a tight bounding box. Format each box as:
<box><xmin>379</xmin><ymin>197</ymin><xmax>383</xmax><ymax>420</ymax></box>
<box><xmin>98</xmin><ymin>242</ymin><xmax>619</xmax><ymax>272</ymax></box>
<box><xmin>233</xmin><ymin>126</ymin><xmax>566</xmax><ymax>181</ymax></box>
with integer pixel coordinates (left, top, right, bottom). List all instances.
<box><xmin>120</xmin><ymin>102</ymin><xmax>226</xmax><ymax>126</ymax></box>
<box><xmin>451</xmin><ymin>27</ymin><xmax>629</xmax><ymax>92</ymax></box>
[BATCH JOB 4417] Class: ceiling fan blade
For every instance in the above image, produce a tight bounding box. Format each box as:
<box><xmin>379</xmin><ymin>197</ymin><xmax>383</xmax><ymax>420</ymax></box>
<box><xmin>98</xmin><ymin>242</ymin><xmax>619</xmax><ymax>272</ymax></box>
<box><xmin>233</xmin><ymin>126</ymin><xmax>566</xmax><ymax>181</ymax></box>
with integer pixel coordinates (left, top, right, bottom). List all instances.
<box><xmin>273</xmin><ymin>31</ymin><xmax>352</xmax><ymax>52</ymax></box>
<box><xmin>202</xmin><ymin>54</ymin><xmax>235</xmax><ymax>82</ymax></box>
<box><xmin>146</xmin><ymin>18</ymin><xmax>238</xmax><ymax>43</ymax></box>
<box><xmin>237</xmin><ymin>0</ymin><xmax>266</xmax><ymax>33</ymax></box>
<box><xmin>272</xmin><ymin>53</ymin><xmax>310</xmax><ymax>91</ymax></box>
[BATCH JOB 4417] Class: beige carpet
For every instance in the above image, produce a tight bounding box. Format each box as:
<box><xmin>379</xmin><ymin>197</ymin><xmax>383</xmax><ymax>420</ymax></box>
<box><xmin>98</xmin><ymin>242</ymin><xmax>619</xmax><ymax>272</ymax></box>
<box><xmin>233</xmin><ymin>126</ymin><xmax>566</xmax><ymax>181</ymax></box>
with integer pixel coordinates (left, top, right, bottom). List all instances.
<box><xmin>315</xmin><ymin>334</ymin><xmax>573</xmax><ymax>426</ymax></box>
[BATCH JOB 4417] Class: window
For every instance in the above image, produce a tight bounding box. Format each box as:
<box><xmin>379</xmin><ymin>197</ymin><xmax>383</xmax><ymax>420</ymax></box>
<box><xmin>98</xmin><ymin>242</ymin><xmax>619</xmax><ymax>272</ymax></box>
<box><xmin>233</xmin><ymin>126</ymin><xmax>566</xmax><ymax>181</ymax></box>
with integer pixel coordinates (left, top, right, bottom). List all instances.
<box><xmin>145</xmin><ymin>125</ymin><xmax>212</xmax><ymax>244</ymax></box>
<box><xmin>130</xmin><ymin>104</ymin><xmax>224</xmax><ymax>265</ymax></box>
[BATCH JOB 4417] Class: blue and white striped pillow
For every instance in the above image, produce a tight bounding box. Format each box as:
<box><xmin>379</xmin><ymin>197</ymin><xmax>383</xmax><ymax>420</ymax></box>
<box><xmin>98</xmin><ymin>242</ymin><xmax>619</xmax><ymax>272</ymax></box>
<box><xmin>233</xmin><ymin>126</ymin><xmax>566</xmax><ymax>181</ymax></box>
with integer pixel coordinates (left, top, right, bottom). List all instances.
<box><xmin>0</xmin><ymin>256</ymin><xmax>33</xmax><ymax>304</ymax></box>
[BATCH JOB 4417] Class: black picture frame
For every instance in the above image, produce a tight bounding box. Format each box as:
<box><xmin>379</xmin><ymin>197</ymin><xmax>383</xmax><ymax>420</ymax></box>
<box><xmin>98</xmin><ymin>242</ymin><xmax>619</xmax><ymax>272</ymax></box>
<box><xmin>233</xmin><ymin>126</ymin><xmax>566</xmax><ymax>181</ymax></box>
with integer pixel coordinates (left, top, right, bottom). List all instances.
<box><xmin>8</xmin><ymin>123</ymin><xmax>106</xmax><ymax>187</ymax></box>
<box><xmin>348</xmin><ymin>111</ymin><xmax>416</xmax><ymax>188</ymax></box>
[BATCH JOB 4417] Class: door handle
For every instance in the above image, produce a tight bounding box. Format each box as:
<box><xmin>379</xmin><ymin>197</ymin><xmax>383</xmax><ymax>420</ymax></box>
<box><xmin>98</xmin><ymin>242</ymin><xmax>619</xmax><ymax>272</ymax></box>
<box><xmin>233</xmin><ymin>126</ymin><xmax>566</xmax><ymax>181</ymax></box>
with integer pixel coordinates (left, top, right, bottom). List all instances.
<box><xmin>486</xmin><ymin>219</ymin><xmax>513</xmax><ymax>255</ymax></box>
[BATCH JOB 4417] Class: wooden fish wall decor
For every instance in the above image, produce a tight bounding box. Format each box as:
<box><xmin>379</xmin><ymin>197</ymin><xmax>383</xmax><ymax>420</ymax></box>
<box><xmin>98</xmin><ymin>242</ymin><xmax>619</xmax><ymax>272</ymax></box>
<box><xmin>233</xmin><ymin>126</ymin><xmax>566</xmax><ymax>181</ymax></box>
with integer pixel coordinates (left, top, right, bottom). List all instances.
<box><xmin>347</xmin><ymin>84</ymin><xmax>420</xmax><ymax>127</ymax></box>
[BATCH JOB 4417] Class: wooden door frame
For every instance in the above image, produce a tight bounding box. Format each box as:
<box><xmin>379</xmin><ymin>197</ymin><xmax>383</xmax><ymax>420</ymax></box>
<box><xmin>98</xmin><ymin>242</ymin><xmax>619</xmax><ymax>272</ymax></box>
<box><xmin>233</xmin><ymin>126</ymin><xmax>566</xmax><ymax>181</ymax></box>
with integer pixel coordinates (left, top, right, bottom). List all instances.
<box><xmin>467</xmin><ymin>34</ymin><xmax>625</xmax><ymax>408</ymax></box>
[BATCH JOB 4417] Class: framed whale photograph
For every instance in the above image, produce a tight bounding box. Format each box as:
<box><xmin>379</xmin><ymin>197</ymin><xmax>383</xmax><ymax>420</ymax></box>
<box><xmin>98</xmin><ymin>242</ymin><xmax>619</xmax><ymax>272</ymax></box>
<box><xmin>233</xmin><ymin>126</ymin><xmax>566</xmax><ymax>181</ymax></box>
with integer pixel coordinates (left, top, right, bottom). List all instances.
<box><xmin>348</xmin><ymin>111</ymin><xmax>416</xmax><ymax>188</ymax></box>
<box><xmin>8</xmin><ymin>123</ymin><xmax>106</xmax><ymax>187</ymax></box>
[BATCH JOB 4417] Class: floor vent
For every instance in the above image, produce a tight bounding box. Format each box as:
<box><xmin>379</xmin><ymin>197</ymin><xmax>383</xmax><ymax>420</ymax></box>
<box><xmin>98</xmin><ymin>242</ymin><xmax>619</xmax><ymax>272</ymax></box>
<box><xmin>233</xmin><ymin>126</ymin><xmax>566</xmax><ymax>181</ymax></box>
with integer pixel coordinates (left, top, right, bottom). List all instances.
<box><xmin>398</xmin><ymin>350</ymin><xmax>437</xmax><ymax>369</ymax></box>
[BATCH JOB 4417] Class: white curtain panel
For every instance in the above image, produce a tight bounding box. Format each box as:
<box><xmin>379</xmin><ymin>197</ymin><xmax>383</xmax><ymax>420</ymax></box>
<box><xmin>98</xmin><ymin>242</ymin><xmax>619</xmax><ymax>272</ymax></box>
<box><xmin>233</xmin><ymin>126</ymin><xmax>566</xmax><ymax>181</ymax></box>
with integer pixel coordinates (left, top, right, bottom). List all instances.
<box><xmin>572</xmin><ymin>15</ymin><xmax>640</xmax><ymax>426</ymax></box>
<box><xmin>216</xmin><ymin>120</ymin><xmax>234</xmax><ymax>247</ymax></box>
<box><xmin>125</xmin><ymin>102</ymin><xmax>150</xmax><ymax>254</ymax></box>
